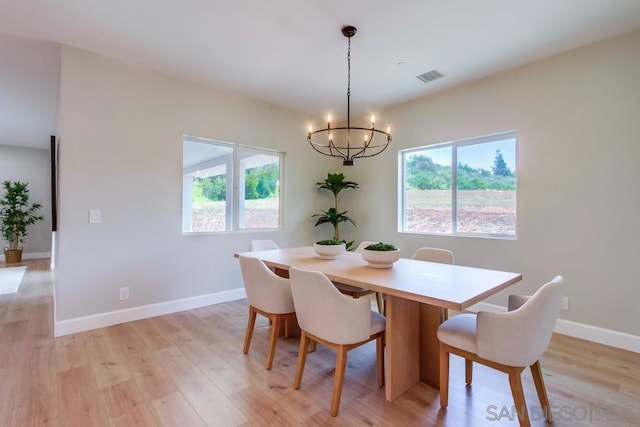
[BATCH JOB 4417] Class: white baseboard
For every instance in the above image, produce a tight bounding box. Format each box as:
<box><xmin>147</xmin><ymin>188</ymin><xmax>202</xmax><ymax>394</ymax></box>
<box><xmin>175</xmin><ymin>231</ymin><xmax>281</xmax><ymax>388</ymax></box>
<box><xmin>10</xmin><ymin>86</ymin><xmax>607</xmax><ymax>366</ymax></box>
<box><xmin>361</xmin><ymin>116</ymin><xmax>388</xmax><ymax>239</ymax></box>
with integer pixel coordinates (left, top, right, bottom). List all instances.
<box><xmin>0</xmin><ymin>251</ymin><xmax>51</xmax><ymax>262</ymax></box>
<box><xmin>468</xmin><ymin>302</ymin><xmax>640</xmax><ymax>354</ymax></box>
<box><xmin>53</xmin><ymin>291</ymin><xmax>639</xmax><ymax>353</ymax></box>
<box><xmin>54</xmin><ymin>288</ymin><xmax>247</xmax><ymax>337</ymax></box>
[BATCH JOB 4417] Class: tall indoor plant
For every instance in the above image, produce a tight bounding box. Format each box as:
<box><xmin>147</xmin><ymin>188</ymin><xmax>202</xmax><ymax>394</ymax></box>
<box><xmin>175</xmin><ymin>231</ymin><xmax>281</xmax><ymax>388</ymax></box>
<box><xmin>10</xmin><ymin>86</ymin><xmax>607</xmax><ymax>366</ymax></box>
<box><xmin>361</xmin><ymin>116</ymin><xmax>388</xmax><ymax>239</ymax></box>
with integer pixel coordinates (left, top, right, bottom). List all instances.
<box><xmin>0</xmin><ymin>180</ymin><xmax>44</xmax><ymax>263</ymax></box>
<box><xmin>312</xmin><ymin>173</ymin><xmax>358</xmax><ymax>248</ymax></box>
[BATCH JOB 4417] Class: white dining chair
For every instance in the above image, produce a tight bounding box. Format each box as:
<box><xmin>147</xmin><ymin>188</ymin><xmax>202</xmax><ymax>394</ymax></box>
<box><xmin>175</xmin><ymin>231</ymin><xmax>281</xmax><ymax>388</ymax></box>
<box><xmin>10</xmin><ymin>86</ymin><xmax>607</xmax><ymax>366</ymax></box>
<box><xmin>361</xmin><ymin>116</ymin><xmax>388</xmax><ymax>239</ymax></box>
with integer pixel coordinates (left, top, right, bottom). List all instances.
<box><xmin>354</xmin><ymin>240</ymin><xmax>377</xmax><ymax>253</ymax></box>
<box><xmin>411</xmin><ymin>247</ymin><xmax>454</xmax><ymax>265</ymax></box>
<box><xmin>238</xmin><ymin>255</ymin><xmax>296</xmax><ymax>370</ymax></box>
<box><xmin>289</xmin><ymin>266</ymin><xmax>386</xmax><ymax>417</ymax></box>
<box><xmin>249</xmin><ymin>239</ymin><xmax>279</xmax><ymax>251</ymax></box>
<box><xmin>437</xmin><ymin>275</ymin><xmax>565</xmax><ymax>427</ymax></box>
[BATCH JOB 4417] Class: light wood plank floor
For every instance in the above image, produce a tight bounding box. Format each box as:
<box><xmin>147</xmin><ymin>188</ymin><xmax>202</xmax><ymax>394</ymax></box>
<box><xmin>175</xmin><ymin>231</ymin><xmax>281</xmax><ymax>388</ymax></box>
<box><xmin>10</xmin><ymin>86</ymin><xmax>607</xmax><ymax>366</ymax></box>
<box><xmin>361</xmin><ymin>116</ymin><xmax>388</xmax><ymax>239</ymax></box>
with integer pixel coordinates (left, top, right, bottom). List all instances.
<box><xmin>1</xmin><ymin>259</ymin><xmax>638</xmax><ymax>426</ymax></box>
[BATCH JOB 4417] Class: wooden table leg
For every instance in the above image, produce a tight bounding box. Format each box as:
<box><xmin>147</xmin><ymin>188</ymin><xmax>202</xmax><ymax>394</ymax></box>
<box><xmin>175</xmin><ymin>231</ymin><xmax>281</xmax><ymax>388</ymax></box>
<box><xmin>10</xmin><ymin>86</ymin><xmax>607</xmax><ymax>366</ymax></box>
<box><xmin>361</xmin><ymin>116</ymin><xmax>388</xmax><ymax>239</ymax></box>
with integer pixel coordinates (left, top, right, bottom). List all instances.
<box><xmin>385</xmin><ymin>295</ymin><xmax>420</xmax><ymax>401</ymax></box>
<box><xmin>420</xmin><ymin>304</ymin><xmax>445</xmax><ymax>388</ymax></box>
<box><xmin>274</xmin><ymin>267</ymin><xmax>289</xmax><ymax>278</ymax></box>
<box><xmin>271</xmin><ymin>268</ymin><xmax>297</xmax><ymax>337</ymax></box>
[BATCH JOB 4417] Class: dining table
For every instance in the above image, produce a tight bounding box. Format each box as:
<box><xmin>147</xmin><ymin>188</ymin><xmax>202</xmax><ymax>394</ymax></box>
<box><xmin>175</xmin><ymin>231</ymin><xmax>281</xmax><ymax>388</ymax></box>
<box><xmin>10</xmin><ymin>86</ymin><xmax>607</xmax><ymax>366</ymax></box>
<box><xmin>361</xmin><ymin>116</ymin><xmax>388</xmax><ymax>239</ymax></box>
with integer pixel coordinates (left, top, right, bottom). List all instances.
<box><xmin>234</xmin><ymin>246</ymin><xmax>522</xmax><ymax>401</ymax></box>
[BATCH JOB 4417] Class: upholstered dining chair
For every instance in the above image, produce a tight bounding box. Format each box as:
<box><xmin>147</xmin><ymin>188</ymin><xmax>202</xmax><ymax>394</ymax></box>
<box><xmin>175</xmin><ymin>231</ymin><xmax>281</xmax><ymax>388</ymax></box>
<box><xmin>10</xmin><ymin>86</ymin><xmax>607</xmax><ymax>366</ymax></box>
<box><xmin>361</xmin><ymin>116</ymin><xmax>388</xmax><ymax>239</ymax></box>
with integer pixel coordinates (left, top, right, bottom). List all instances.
<box><xmin>411</xmin><ymin>247</ymin><xmax>454</xmax><ymax>265</ymax></box>
<box><xmin>354</xmin><ymin>240</ymin><xmax>377</xmax><ymax>252</ymax></box>
<box><xmin>289</xmin><ymin>266</ymin><xmax>386</xmax><ymax>417</ymax></box>
<box><xmin>437</xmin><ymin>276</ymin><xmax>565</xmax><ymax>427</ymax></box>
<box><xmin>238</xmin><ymin>255</ymin><xmax>296</xmax><ymax>370</ymax></box>
<box><xmin>249</xmin><ymin>239</ymin><xmax>279</xmax><ymax>251</ymax></box>
<box><xmin>249</xmin><ymin>239</ymin><xmax>280</xmax><ymax>276</ymax></box>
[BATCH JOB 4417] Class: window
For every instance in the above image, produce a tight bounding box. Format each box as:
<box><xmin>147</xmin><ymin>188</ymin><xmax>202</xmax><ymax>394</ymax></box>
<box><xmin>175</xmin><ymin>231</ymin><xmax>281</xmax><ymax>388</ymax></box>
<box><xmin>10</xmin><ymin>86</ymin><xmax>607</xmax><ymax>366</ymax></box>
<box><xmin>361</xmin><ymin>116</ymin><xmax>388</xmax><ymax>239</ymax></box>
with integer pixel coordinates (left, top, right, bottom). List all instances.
<box><xmin>399</xmin><ymin>132</ymin><xmax>516</xmax><ymax>238</ymax></box>
<box><xmin>182</xmin><ymin>136</ymin><xmax>283</xmax><ymax>233</ymax></box>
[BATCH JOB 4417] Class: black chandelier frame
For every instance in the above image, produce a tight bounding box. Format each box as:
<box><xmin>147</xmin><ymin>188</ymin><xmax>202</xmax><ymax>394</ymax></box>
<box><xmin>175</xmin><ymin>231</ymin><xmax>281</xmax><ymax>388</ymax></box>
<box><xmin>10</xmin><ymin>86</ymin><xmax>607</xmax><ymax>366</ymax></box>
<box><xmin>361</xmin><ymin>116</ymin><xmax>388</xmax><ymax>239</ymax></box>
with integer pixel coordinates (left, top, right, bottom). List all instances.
<box><xmin>307</xmin><ymin>25</ymin><xmax>392</xmax><ymax>166</ymax></box>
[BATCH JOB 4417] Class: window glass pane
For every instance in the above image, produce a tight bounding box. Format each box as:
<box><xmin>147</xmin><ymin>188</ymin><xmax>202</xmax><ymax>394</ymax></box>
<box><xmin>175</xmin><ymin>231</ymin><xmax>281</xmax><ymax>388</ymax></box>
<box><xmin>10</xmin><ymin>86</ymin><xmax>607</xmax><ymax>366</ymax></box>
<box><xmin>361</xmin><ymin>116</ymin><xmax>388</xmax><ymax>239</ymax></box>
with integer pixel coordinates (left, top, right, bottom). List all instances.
<box><xmin>404</xmin><ymin>146</ymin><xmax>452</xmax><ymax>232</ymax></box>
<box><xmin>191</xmin><ymin>171</ymin><xmax>228</xmax><ymax>232</ymax></box>
<box><xmin>238</xmin><ymin>149</ymin><xmax>280</xmax><ymax>229</ymax></box>
<box><xmin>183</xmin><ymin>141</ymin><xmax>233</xmax><ymax>232</ymax></box>
<box><xmin>456</xmin><ymin>138</ymin><xmax>516</xmax><ymax>235</ymax></box>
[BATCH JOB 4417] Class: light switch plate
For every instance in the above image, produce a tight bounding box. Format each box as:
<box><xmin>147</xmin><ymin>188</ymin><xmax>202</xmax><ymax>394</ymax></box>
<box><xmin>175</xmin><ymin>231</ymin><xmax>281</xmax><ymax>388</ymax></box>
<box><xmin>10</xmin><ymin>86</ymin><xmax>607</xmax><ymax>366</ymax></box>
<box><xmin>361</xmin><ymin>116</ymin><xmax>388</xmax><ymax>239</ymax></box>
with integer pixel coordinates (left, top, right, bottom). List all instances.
<box><xmin>89</xmin><ymin>209</ymin><xmax>101</xmax><ymax>224</ymax></box>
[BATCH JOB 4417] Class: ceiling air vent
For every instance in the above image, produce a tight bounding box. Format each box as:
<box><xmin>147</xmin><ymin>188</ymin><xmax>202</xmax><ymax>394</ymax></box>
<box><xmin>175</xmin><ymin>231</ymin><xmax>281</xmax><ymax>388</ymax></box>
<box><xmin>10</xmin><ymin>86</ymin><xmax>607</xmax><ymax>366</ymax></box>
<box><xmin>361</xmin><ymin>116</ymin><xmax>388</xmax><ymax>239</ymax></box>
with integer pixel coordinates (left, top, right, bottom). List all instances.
<box><xmin>416</xmin><ymin>69</ymin><xmax>444</xmax><ymax>84</ymax></box>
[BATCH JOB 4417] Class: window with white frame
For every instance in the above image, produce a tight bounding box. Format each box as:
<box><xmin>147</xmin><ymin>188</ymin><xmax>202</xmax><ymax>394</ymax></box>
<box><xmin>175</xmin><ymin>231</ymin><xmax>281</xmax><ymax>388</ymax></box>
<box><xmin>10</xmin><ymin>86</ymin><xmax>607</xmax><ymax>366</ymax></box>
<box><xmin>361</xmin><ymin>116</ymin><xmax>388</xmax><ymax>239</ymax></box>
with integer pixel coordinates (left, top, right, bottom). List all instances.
<box><xmin>182</xmin><ymin>136</ymin><xmax>283</xmax><ymax>233</ymax></box>
<box><xmin>399</xmin><ymin>132</ymin><xmax>516</xmax><ymax>238</ymax></box>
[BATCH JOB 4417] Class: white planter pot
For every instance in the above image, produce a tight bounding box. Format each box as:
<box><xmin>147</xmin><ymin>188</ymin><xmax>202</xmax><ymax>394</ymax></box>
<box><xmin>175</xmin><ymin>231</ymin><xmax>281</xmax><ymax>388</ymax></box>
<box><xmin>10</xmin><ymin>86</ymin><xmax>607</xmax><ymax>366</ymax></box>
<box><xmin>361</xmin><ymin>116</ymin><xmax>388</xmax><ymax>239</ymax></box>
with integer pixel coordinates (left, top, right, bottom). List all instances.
<box><xmin>361</xmin><ymin>248</ymin><xmax>401</xmax><ymax>268</ymax></box>
<box><xmin>313</xmin><ymin>242</ymin><xmax>347</xmax><ymax>259</ymax></box>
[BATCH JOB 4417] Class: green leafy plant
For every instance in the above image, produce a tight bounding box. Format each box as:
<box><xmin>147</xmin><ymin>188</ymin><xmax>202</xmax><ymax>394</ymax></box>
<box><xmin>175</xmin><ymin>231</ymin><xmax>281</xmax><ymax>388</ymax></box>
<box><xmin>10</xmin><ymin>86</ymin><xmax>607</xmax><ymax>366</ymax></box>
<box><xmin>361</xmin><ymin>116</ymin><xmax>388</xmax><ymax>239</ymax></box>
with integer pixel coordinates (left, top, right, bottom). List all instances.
<box><xmin>315</xmin><ymin>239</ymin><xmax>345</xmax><ymax>245</ymax></box>
<box><xmin>312</xmin><ymin>173</ymin><xmax>358</xmax><ymax>246</ymax></box>
<box><xmin>364</xmin><ymin>242</ymin><xmax>398</xmax><ymax>251</ymax></box>
<box><xmin>0</xmin><ymin>181</ymin><xmax>44</xmax><ymax>251</ymax></box>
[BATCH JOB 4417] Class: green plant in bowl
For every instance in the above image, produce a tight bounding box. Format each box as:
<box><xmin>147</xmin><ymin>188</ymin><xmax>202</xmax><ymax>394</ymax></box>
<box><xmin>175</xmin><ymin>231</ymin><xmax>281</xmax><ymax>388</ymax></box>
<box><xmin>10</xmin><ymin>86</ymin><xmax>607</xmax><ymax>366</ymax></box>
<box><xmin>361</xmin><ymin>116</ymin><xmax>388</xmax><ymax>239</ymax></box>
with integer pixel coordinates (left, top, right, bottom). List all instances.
<box><xmin>316</xmin><ymin>239</ymin><xmax>345</xmax><ymax>245</ymax></box>
<box><xmin>364</xmin><ymin>242</ymin><xmax>398</xmax><ymax>251</ymax></box>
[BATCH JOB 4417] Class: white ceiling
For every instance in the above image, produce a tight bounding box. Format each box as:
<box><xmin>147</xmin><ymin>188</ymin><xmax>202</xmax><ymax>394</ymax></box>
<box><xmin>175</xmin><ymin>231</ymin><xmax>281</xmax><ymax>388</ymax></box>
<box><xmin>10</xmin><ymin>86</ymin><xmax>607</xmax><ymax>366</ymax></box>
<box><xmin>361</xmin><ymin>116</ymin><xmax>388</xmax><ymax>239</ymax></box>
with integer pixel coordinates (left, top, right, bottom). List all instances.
<box><xmin>2</xmin><ymin>0</ymin><xmax>640</xmax><ymax>149</ymax></box>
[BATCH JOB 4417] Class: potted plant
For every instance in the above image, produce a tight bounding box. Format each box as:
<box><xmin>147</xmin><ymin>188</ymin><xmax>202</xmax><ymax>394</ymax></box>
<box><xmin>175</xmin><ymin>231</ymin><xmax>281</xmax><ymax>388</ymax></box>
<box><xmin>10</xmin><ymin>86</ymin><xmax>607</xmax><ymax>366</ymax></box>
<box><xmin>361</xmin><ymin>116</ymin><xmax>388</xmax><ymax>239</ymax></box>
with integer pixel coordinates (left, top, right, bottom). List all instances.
<box><xmin>0</xmin><ymin>181</ymin><xmax>44</xmax><ymax>264</ymax></box>
<box><xmin>313</xmin><ymin>238</ymin><xmax>347</xmax><ymax>259</ymax></box>
<box><xmin>312</xmin><ymin>173</ymin><xmax>357</xmax><ymax>249</ymax></box>
<box><xmin>361</xmin><ymin>242</ymin><xmax>401</xmax><ymax>268</ymax></box>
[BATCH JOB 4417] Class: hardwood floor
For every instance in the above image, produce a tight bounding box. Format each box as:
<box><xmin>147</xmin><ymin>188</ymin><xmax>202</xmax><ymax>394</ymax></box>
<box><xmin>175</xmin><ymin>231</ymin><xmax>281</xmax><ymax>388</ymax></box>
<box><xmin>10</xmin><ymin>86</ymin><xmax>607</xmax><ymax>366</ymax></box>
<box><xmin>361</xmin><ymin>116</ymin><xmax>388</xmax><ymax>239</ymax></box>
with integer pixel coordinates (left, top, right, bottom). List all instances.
<box><xmin>1</xmin><ymin>258</ymin><xmax>638</xmax><ymax>426</ymax></box>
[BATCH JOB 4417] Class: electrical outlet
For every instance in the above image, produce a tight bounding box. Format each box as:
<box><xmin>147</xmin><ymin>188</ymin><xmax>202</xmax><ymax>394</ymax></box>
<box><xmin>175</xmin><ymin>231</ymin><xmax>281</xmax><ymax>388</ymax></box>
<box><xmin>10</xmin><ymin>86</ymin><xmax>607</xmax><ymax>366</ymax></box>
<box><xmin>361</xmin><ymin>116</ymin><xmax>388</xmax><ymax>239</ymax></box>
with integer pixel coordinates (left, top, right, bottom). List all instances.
<box><xmin>560</xmin><ymin>296</ymin><xmax>569</xmax><ymax>311</ymax></box>
<box><xmin>119</xmin><ymin>287</ymin><xmax>129</xmax><ymax>301</ymax></box>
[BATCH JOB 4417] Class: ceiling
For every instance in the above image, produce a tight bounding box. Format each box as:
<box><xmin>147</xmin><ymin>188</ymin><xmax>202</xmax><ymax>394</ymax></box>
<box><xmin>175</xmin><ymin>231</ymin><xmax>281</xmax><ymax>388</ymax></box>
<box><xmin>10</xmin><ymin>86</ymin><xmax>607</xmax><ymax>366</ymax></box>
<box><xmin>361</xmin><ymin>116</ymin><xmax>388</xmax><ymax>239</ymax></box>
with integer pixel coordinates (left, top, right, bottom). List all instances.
<box><xmin>2</xmin><ymin>0</ymin><xmax>640</xmax><ymax>149</ymax></box>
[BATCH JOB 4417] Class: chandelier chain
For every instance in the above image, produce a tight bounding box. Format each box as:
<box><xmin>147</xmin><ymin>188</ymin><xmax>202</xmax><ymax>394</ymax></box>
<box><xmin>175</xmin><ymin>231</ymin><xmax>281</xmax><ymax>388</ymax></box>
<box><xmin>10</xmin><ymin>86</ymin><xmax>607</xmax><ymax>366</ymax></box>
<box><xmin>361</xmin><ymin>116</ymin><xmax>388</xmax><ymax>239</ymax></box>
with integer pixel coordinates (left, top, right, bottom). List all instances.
<box><xmin>347</xmin><ymin>35</ymin><xmax>351</xmax><ymax>99</ymax></box>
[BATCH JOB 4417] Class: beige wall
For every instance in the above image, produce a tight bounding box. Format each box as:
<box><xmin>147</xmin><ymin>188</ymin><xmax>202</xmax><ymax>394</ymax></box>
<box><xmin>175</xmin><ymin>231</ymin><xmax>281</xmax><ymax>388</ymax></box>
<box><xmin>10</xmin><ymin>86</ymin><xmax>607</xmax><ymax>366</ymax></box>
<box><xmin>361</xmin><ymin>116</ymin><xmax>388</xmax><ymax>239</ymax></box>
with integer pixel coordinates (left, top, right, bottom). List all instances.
<box><xmin>56</xmin><ymin>29</ymin><xmax>640</xmax><ymax>340</ymax></box>
<box><xmin>56</xmin><ymin>46</ymin><xmax>332</xmax><ymax>321</ymax></box>
<box><xmin>350</xmin><ymin>30</ymin><xmax>640</xmax><ymax>336</ymax></box>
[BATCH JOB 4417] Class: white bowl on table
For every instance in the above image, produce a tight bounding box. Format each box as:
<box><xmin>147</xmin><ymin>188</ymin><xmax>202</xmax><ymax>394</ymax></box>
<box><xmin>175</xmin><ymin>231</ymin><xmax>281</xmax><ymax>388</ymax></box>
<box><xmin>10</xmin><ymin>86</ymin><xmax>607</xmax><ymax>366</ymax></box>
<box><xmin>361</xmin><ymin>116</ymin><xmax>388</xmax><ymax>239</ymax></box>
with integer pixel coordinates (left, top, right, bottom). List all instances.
<box><xmin>361</xmin><ymin>248</ymin><xmax>401</xmax><ymax>268</ymax></box>
<box><xmin>313</xmin><ymin>242</ymin><xmax>347</xmax><ymax>259</ymax></box>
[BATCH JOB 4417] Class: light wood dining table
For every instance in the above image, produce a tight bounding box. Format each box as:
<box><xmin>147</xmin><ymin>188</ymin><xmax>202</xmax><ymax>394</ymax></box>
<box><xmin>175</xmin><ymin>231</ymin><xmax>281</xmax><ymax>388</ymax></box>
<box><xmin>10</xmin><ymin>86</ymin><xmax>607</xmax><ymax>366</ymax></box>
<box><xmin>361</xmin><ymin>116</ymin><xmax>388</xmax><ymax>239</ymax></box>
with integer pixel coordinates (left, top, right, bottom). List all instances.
<box><xmin>235</xmin><ymin>246</ymin><xmax>522</xmax><ymax>401</ymax></box>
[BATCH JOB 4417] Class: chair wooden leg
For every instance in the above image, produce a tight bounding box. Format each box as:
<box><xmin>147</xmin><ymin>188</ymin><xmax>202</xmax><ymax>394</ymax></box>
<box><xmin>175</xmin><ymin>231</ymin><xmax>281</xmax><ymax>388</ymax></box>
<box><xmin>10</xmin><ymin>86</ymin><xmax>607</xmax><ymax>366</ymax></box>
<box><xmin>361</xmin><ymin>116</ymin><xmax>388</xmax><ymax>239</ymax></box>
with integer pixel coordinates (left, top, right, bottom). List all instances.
<box><xmin>265</xmin><ymin>315</ymin><xmax>280</xmax><ymax>370</ymax></box>
<box><xmin>284</xmin><ymin>314</ymin><xmax>291</xmax><ymax>338</ymax></box>
<box><xmin>530</xmin><ymin>360</ymin><xmax>551</xmax><ymax>421</ymax></box>
<box><xmin>293</xmin><ymin>331</ymin><xmax>309</xmax><ymax>390</ymax></box>
<box><xmin>507</xmin><ymin>367</ymin><xmax>530</xmax><ymax>427</ymax></box>
<box><xmin>439</xmin><ymin>342</ymin><xmax>449</xmax><ymax>408</ymax></box>
<box><xmin>243</xmin><ymin>307</ymin><xmax>257</xmax><ymax>354</ymax></box>
<box><xmin>330</xmin><ymin>346</ymin><xmax>348</xmax><ymax>417</ymax></box>
<box><xmin>465</xmin><ymin>359</ymin><xmax>473</xmax><ymax>385</ymax></box>
<box><xmin>375</xmin><ymin>292</ymin><xmax>384</xmax><ymax>314</ymax></box>
<box><xmin>376</xmin><ymin>335</ymin><xmax>385</xmax><ymax>388</ymax></box>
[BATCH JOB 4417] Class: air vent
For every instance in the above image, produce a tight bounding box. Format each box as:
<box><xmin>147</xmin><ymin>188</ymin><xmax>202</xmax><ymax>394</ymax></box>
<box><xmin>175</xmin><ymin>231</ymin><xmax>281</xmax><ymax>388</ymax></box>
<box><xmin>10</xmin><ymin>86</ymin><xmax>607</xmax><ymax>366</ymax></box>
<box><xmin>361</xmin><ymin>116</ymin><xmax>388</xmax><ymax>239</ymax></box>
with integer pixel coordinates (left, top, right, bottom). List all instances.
<box><xmin>416</xmin><ymin>69</ymin><xmax>444</xmax><ymax>84</ymax></box>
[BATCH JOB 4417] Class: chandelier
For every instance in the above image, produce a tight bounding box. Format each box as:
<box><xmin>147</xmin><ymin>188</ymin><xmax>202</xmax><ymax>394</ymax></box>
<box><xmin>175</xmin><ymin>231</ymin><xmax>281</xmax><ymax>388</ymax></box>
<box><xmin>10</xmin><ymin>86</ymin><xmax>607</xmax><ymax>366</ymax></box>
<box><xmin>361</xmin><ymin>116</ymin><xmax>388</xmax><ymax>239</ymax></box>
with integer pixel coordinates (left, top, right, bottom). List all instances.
<box><xmin>307</xmin><ymin>25</ymin><xmax>392</xmax><ymax>166</ymax></box>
